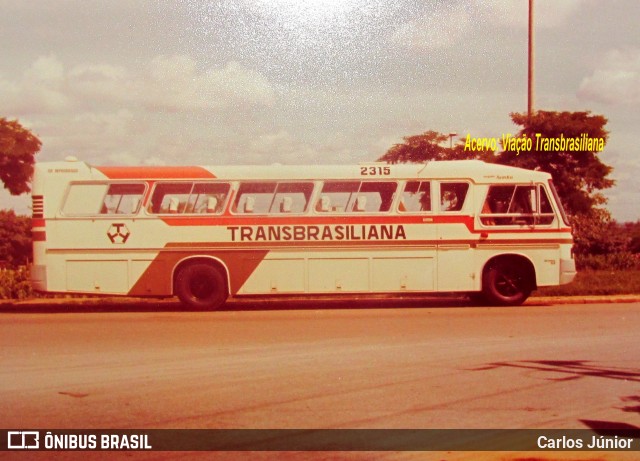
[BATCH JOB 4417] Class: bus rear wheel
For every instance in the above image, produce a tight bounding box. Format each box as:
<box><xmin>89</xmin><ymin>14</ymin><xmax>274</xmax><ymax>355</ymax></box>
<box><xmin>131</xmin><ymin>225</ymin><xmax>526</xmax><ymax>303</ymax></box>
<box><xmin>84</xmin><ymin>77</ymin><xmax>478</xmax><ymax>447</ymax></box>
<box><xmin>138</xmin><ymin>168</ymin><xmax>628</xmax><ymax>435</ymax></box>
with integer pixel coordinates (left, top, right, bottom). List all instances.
<box><xmin>481</xmin><ymin>260</ymin><xmax>531</xmax><ymax>306</ymax></box>
<box><xmin>175</xmin><ymin>263</ymin><xmax>228</xmax><ymax>310</ymax></box>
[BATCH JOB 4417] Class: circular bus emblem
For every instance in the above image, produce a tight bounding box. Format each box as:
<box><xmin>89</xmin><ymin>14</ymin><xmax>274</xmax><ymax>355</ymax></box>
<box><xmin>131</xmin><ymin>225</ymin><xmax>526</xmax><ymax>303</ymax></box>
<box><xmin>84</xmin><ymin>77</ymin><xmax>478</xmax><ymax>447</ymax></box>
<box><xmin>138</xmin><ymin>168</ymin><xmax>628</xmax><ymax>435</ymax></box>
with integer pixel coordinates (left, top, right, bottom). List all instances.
<box><xmin>107</xmin><ymin>223</ymin><xmax>130</xmax><ymax>244</ymax></box>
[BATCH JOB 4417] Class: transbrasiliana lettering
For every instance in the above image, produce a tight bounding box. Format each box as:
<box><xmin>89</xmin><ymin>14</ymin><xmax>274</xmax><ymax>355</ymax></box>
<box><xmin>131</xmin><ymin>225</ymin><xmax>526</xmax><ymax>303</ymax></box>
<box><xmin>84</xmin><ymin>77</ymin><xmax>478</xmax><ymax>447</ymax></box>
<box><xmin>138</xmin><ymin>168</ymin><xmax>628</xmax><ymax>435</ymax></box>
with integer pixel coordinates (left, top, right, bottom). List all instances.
<box><xmin>227</xmin><ymin>225</ymin><xmax>407</xmax><ymax>242</ymax></box>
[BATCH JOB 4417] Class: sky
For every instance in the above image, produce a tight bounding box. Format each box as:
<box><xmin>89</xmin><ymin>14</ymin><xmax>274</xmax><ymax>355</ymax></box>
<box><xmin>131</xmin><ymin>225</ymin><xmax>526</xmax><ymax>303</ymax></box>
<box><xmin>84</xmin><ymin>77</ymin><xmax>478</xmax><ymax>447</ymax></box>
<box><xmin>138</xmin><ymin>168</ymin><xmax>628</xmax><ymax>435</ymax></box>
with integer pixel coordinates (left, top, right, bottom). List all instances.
<box><xmin>1</xmin><ymin>0</ymin><xmax>639</xmax><ymax>221</ymax></box>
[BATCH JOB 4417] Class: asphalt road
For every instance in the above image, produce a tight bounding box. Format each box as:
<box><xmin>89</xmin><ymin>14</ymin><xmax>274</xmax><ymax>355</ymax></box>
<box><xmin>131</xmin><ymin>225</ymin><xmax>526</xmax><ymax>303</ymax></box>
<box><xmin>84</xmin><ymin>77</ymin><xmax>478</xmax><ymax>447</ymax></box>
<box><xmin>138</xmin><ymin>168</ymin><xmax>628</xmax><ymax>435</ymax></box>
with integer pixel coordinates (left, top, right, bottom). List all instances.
<box><xmin>1</xmin><ymin>300</ymin><xmax>639</xmax><ymax>460</ymax></box>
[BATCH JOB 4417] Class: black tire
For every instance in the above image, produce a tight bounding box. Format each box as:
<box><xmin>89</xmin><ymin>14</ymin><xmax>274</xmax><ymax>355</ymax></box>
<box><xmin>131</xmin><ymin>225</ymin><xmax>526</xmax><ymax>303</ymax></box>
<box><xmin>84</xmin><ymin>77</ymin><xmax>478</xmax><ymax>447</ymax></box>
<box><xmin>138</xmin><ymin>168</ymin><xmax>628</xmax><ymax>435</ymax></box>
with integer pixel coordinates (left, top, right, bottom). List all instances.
<box><xmin>482</xmin><ymin>260</ymin><xmax>532</xmax><ymax>306</ymax></box>
<box><xmin>175</xmin><ymin>263</ymin><xmax>228</xmax><ymax>310</ymax></box>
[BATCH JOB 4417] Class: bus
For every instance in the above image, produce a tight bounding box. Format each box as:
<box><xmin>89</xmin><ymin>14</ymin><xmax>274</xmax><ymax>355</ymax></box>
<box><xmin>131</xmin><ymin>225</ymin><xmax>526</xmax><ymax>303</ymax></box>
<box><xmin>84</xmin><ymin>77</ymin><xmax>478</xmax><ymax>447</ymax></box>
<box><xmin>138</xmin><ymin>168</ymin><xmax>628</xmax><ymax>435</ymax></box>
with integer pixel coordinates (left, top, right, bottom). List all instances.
<box><xmin>31</xmin><ymin>158</ymin><xmax>576</xmax><ymax>309</ymax></box>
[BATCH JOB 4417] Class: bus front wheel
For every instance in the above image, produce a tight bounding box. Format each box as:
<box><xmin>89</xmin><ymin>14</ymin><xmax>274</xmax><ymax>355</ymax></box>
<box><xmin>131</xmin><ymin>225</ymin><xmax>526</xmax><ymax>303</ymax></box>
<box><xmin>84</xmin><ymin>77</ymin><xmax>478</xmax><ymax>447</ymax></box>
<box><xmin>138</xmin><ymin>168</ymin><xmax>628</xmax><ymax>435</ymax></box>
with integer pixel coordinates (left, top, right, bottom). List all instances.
<box><xmin>175</xmin><ymin>263</ymin><xmax>228</xmax><ymax>310</ymax></box>
<box><xmin>481</xmin><ymin>260</ymin><xmax>531</xmax><ymax>306</ymax></box>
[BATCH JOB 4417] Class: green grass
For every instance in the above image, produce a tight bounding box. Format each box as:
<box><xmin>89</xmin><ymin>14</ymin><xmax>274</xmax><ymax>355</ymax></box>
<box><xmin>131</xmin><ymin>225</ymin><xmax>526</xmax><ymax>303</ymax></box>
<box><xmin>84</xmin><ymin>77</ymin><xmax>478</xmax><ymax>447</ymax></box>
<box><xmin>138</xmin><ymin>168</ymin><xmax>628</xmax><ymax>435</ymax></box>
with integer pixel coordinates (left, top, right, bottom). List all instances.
<box><xmin>534</xmin><ymin>270</ymin><xmax>640</xmax><ymax>297</ymax></box>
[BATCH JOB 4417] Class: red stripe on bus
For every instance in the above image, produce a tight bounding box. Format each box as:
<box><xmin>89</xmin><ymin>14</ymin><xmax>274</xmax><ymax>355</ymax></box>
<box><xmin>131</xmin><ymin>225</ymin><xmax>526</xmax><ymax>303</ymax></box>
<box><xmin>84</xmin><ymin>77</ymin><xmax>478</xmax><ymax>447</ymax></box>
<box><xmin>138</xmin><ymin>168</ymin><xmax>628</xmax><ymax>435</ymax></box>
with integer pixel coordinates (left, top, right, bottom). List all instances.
<box><xmin>159</xmin><ymin>215</ymin><xmax>572</xmax><ymax>234</ymax></box>
<box><xmin>161</xmin><ymin>215</ymin><xmax>429</xmax><ymax>226</ymax></box>
<box><xmin>32</xmin><ymin>231</ymin><xmax>46</xmax><ymax>241</ymax></box>
<box><xmin>127</xmin><ymin>248</ymin><xmax>269</xmax><ymax>297</ymax></box>
<box><xmin>95</xmin><ymin>166</ymin><xmax>216</xmax><ymax>180</ymax></box>
<box><xmin>165</xmin><ymin>238</ymin><xmax>573</xmax><ymax>249</ymax></box>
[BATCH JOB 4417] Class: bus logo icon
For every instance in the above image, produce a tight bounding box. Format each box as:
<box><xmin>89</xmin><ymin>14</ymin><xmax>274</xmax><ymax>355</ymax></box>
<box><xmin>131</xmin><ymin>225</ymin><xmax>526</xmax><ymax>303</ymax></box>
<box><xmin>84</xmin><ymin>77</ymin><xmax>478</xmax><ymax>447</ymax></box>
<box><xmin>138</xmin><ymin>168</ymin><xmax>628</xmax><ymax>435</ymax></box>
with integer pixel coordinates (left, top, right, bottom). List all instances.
<box><xmin>8</xmin><ymin>431</ymin><xmax>39</xmax><ymax>449</ymax></box>
<box><xmin>107</xmin><ymin>223</ymin><xmax>130</xmax><ymax>244</ymax></box>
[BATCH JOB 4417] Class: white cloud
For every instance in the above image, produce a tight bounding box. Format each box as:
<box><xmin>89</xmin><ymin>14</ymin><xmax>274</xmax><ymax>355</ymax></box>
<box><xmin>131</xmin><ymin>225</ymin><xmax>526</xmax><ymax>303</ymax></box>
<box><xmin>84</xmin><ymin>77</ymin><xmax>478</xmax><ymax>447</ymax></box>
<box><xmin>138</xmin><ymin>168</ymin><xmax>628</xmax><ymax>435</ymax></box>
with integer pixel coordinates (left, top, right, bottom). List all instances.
<box><xmin>0</xmin><ymin>55</ymin><xmax>70</xmax><ymax>114</ymax></box>
<box><xmin>577</xmin><ymin>48</ymin><xmax>640</xmax><ymax>105</ymax></box>
<box><xmin>0</xmin><ymin>54</ymin><xmax>280</xmax><ymax>166</ymax></box>
<box><xmin>0</xmin><ymin>54</ymin><xmax>276</xmax><ymax>116</ymax></box>
<box><xmin>141</xmin><ymin>58</ymin><xmax>276</xmax><ymax>111</ymax></box>
<box><xmin>25</xmin><ymin>55</ymin><xmax>65</xmax><ymax>83</ymax></box>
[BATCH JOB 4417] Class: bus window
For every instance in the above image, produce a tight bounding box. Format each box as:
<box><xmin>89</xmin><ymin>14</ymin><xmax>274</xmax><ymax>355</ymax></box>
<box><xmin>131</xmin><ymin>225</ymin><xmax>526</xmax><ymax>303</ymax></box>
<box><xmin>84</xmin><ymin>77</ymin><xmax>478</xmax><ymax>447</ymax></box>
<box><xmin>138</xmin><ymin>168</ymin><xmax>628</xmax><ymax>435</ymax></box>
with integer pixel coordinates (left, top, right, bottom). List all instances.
<box><xmin>269</xmin><ymin>182</ymin><xmax>314</xmax><ymax>214</ymax></box>
<box><xmin>62</xmin><ymin>183</ymin><xmax>108</xmax><ymax>215</ymax></box>
<box><xmin>316</xmin><ymin>181</ymin><xmax>359</xmax><ymax>213</ymax></box>
<box><xmin>101</xmin><ymin>183</ymin><xmax>146</xmax><ymax>215</ymax></box>
<box><xmin>481</xmin><ymin>184</ymin><xmax>555</xmax><ymax>226</ymax></box>
<box><xmin>186</xmin><ymin>183</ymin><xmax>230</xmax><ymax>214</ymax></box>
<box><xmin>234</xmin><ymin>182</ymin><xmax>276</xmax><ymax>214</ymax></box>
<box><xmin>399</xmin><ymin>181</ymin><xmax>431</xmax><ymax>212</ymax></box>
<box><xmin>356</xmin><ymin>182</ymin><xmax>397</xmax><ymax>212</ymax></box>
<box><xmin>316</xmin><ymin>181</ymin><xmax>396</xmax><ymax>213</ymax></box>
<box><xmin>149</xmin><ymin>182</ymin><xmax>231</xmax><ymax>214</ymax></box>
<box><xmin>440</xmin><ymin>182</ymin><xmax>469</xmax><ymax>212</ymax></box>
<box><xmin>149</xmin><ymin>182</ymin><xmax>193</xmax><ymax>214</ymax></box>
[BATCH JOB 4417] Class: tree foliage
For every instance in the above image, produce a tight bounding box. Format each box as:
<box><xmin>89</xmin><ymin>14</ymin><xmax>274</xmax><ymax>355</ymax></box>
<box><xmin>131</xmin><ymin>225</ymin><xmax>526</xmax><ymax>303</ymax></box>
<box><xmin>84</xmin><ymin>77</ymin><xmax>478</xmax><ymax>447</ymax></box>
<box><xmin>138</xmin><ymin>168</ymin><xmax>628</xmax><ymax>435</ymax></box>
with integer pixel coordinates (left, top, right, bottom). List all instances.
<box><xmin>497</xmin><ymin>111</ymin><xmax>613</xmax><ymax>216</ymax></box>
<box><xmin>497</xmin><ymin>111</ymin><xmax>616</xmax><ymax>259</ymax></box>
<box><xmin>377</xmin><ymin>130</ymin><xmax>488</xmax><ymax>163</ymax></box>
<box><xmin>0</xmin><ymin>209</ymin><xmax>32</xmax><ymax>268</ymax></box>
<box><xmin>623</xmin><ymin>221</ymin><xmax>640</xmax><ymax>254</ymax></box>
<box><xmin>0</xmin><ymin>118</ymin><xmax>42</xmax><ymax>195</ymax></box>
<box><xmin>376</xmin><ymin>111</ymin><xmax>626</xmax><ymax>264</ymax></box>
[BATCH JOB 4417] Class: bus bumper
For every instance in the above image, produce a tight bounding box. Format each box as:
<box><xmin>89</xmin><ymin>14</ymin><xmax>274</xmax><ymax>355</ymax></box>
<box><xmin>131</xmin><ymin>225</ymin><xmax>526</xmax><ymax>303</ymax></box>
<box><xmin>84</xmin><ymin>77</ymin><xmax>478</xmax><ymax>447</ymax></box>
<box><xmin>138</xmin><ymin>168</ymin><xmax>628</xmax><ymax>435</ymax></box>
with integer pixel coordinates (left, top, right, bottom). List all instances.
<box><xmin>31</xmin><ymin>265</ymin><xmax>48</xmax><ymax>292</ymax></box>
<box><xmin>560</xmin><ymin>258</ymin><xmax>577</xmax><ymax>285</ymax></box>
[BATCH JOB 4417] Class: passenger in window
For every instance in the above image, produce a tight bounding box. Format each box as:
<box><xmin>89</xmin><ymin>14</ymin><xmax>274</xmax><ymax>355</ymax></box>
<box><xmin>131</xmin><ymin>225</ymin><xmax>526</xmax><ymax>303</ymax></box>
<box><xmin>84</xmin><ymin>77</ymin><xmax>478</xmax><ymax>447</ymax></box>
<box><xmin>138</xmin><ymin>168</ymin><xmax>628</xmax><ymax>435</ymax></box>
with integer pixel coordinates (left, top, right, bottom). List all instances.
<box><xmin>440</xmin><ymin>183</ymin><xmax>467</xmax><ymax>212</ymax></box>
<box><xmin>441</xmin><ymin>190</ymin><xmax>459</xmax><ymax>211</ymax></box>
<box><xmin>399</xmin><ymin>181</ymin><xmax>430</xmax><ymax>212</ymax></box>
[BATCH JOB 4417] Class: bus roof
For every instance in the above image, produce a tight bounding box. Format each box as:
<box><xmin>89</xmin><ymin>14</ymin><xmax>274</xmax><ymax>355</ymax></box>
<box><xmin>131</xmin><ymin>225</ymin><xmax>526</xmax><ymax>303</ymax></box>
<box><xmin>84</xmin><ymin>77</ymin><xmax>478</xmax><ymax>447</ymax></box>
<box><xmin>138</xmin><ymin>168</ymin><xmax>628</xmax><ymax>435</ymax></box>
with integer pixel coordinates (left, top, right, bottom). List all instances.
<box><xmin>36</xmin><ymin>159</ymin><xmax>552</xmax><ymax>183</ymax></box>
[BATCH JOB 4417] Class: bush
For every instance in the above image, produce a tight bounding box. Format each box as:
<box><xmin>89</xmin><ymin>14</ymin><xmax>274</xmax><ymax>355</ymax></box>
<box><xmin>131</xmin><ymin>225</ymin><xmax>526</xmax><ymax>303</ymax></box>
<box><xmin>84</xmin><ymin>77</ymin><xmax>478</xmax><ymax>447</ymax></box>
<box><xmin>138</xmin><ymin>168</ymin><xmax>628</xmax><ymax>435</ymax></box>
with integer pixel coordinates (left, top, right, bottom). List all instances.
<box><xmin>576</xmin><ymin>252</ymin><xmax>640</xmax><ymax>271</ymax></box>
<box><xmin>0</xmin><ymin>209</ymin><xmax>32</xmax><ymax>267</ymax></box>
<box><xmin>0</xmin><ymin>267</ymin><xmax>32</xmax><ymax>300</ymax></box>
<box><xmin>535</xmin><ymin>270</ymin><xmax>640</xmax><ymax>296</ymax></box>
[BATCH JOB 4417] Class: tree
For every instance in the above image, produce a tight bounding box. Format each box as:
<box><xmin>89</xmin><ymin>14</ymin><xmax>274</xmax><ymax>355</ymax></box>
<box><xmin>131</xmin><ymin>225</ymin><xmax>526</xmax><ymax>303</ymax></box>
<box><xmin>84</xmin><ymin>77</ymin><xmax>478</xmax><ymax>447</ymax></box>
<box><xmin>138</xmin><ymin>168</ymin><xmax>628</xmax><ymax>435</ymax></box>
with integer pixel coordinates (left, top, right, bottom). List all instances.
<box><xmin>623</xmin><ymin>220</ymin><xmax>640</xmax><ymax>254</ymax></box>
<box><xmin>376</xmin><ymin>112</ymin><xmax>621</xmax><ymax>264</ymax></box>
<box><xmin>0</xmin><ymin>118</ymin><xmax>42</xmax><ymax>195</ymax></box>
<box><xmin>497</xmin><ymin>111</ymin><xmax>613</xmax><ymax>216</ymax></box>
<box><xmin>496</xmin><ymin>111</ymin><xmax>616</xmax><ymax>261</ymax></box>
<box><xmin>377</xmin><ymin>130</ymin><xmax>490</xmax><ymax>163</ymax></box>
<box><xmin>0</xmin><ymin>209</ymin><xmax>32</xmax><ymax>268</ymax></box>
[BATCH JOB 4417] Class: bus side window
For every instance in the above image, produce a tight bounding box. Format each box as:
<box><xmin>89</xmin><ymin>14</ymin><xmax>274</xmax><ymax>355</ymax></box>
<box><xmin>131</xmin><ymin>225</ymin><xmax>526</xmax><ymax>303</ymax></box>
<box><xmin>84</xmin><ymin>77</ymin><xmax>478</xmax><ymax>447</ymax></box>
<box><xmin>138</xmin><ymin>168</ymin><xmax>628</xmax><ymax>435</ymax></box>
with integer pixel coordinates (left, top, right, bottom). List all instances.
<box><xmin>187</xmin><ymin>183</ymin><xmax>230</xmax><ymax>214</ymax></box>
<box><xmin>316</xmin><ymin>181</ymin><xmax>359</xmax><ymax>213</ymax></box>
<box><xmin>440</xmin><ymin>182</ymin><xmax>468</xmax><ymax>212</ymax></box>
<box><xmin>270</xmin><ymin>182</ymin><xmax>314</xmax><ymax>214</ymax></box>
<box><xmin>62</xmin><ymin>183</ymin><xmax>109</xmax><ymax>216</ymax></box>
<box><xmin>101</xmin><ymin>183</ymin><xmax>146</xmax><ymax>215</ymax></box>
<box><xmin>481</xmin><ymin>185</ymin><xmax>514</xmax><ymax>225</ymax></box>
<box><xmin>481</xmin><ymin>184</ymin><xmax>554</xmax><ymax>226</ymax></box>
<box><xmin>353</xmin><ymin>181</ymin><xmax>397</xmax><ymax>212</ymax></box>
<box><xmin>234</xmin><ymin>182</ymin><xmax>276</xmax><ymax>214</ymax></box>
<box><xmin>316</xmin><ymin>181</ymin><xmax>396</xmax><ymax>213</ymax></box>
<box><xmin>399</xmin><ymin>181</ymin><xmax>431</xmax><ymax>213</ymax></box>
<box><xmin>148</xmin><ymin>182</ymin><xmax>193</xmax><ymax>214</ymax></box>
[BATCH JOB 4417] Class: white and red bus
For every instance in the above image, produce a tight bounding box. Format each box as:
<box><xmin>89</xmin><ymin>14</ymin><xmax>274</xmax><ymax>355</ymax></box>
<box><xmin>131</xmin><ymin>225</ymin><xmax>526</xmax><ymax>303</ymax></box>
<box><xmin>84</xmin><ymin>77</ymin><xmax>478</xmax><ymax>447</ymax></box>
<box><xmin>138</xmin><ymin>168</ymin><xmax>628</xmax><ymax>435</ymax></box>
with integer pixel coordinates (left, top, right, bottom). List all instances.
<box><xmin>31</xmin><ymin>158</ymin><xmax>576</xmax><ymax>309</ymax></box>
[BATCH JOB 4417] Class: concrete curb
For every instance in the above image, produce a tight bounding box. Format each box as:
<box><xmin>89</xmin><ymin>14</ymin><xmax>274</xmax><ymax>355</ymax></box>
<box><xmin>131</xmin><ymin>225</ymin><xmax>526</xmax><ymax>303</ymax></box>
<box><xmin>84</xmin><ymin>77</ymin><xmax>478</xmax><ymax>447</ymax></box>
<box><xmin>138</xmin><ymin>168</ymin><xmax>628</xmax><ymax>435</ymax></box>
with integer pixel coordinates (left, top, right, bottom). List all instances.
<box><xmin>527</xmin><ymin>294</ymin><xmax>640</xmax><ymax>305</ymax></box>
<box><xmin>1</xmin><ymin>294</ymin><xmax>639</xmax><ymax>311</ymax></box>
